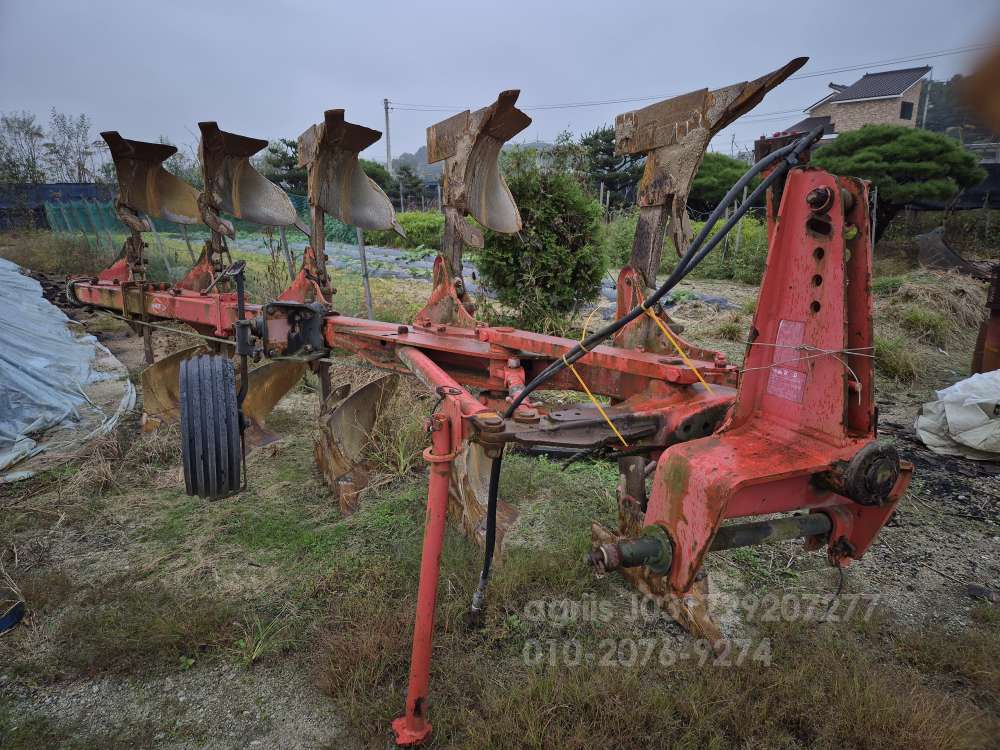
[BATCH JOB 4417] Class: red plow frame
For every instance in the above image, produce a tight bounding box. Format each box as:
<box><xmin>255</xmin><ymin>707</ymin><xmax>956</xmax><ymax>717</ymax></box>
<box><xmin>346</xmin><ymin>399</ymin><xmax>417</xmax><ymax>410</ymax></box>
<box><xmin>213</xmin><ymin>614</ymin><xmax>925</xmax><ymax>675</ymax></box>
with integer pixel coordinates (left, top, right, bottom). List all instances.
<box><xmin>66</xmin><ymin>66</ymin><xmax>911</xmax><ymax>747</ymax></box>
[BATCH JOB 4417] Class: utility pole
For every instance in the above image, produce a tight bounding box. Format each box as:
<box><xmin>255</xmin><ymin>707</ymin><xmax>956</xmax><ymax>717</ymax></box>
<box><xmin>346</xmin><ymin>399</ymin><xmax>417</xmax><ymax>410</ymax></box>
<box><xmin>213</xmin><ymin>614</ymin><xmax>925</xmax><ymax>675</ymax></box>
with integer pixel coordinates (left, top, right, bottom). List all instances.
<box><xmin>357</xmin><ymin>227</ymin><xmax>374</xmax><ymax>320</ymax></box>
<box><xmin>384</xmin><ymin>98</ymin><xmax>392</xmax><ymax>176</ymax></box>
<box><xmin>920</xmin><ymin>69</ymin><xmax>933</xmax><ymax>129</ymax></box>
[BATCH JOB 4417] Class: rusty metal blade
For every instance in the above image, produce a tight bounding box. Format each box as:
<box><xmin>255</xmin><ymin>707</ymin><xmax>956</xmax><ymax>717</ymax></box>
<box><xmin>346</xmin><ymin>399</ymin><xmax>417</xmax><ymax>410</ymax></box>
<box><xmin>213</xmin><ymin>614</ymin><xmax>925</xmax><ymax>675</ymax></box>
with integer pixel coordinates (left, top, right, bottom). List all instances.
<box><xmin>198</xmin><ymin>122</ymin><xmax>300</xmax><ymax>228</ymax></box>
<box><xmin>449</xmin><ymin>441</ymin><xmax>519</xmax><ymax>548</ymax></box>
<box><xmin>615</xmin><ymin>57</ymin><xmax>807</xmax><ymax>156</ymax></box>
<box><xmin>315</xmin><ymin>374</ymin><xmax>399</xmax><ymax>513</ymax></box>
<box><xmin>427</xmin><ymin>90</ymin><xmax>531</xmax><ymax>234</ymax></box>
<box><xmin>140</xmin><ymin>345</ymin><xmax>207</xmax><ymax>429</ymax></box>
<box><xmin>141</xmin><ymin>348</ymin><xmax>303</xmax><ymax>439</ymax></box>
<box><xmin>241</xmin><ymin>360</ymin><xmax>307</xmax><ymax>431</ymax></box>
<box><xmin>298</xmin><ymin>110</ymin><xmax>403</xmax><ymax>235</ymax></box>
<box><xmin>101</xmin><ymin>132</ymin><xmax>202</xmax><ymax>224</ymax></box>
<box><xmin>614</xmin><ymin>57</ymin><xmax>807</xmax><ymax>269</ymax></box>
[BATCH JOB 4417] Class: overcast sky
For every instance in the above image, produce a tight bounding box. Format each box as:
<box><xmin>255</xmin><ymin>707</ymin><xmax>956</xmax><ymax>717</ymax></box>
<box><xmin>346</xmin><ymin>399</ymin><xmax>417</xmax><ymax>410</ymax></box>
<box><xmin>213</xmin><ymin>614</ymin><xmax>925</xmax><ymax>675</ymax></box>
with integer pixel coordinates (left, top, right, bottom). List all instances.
<box><xmin>1</xmin><ymin>0</ymin><xmax>998</xmax><ymax>164</ymax></box>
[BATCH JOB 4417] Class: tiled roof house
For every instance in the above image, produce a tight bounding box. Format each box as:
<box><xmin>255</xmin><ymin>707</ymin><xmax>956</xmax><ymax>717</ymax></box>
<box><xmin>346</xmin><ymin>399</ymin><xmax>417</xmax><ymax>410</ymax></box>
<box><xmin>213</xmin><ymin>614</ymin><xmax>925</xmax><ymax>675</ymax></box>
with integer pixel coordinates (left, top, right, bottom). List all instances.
<box><xmin>787</xmin><ymin>66</ymin><xmax>930</xmax><ymax>137</ymax></box>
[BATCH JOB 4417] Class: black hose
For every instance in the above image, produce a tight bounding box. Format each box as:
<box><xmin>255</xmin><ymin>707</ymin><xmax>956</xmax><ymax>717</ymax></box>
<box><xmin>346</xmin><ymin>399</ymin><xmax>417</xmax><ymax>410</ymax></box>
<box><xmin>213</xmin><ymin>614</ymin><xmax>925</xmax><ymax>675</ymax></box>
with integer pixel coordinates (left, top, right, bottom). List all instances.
<box><xmin>468</xmin><ymin>126</ymin><xmax>824</xmax><ymax>620</ymax></box>
<box><xmin>469</xmin><ymin>456</ymin><xmax>503</xmax><ymax>621</ymax></box>
<box><xmin>503</xmin><ymin>136</ymin><xmax>805</xmax><ymax>418</ymax></box>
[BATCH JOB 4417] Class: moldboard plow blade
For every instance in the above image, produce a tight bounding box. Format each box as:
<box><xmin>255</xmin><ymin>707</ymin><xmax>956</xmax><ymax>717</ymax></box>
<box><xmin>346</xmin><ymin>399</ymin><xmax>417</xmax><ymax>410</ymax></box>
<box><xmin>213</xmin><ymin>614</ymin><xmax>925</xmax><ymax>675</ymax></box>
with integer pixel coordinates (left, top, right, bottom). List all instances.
<box><xmin>419</xmin><ymin>90</ymin><xmax>531</xmax><ymax>326</ymax></box>
<box><xmin>612</xmin><ymin>57</ymin><xmax>806</xmax><ymax>354</ymax></box>
<box><xmin>140</xmin><ymin>344</ymin><xmax>208</xmax><ymax>430</ymax></box>
<box><xmin>298</xmin><ymin>109</ymin><xmax>404</xmax><ymax>234</ymax></box>
<box><xmin>199</xmin><ymin>121</ymin><xmax>310</xmax><ymax>235</ymax></box>
<box><xmin>101</xmin><ymin>131</ymin><xmax>203</xmax><ymax>226</ymax></box>
<box><xmin>142</xmin><ymin>345</ymin><xmax>306</xmax><ymax>446</ymax></box>
<box><xmin>241</xmin><ymin>359</ymin><xmax>308</xmax><ymax>447</ymax></box>
<box><xmin>315</xmin><ymin>374</ymin><xmax>398</xmax><ymax>514</ymax></box>
<box><xmin>616</xmin><ymin>57</ymin><xmax>807</xmax><ymax>276</ymax></box>
<box><xmin>427</xmin><ymin>89</ymin><xmax>531</xmax><ymax>239</ymax></box>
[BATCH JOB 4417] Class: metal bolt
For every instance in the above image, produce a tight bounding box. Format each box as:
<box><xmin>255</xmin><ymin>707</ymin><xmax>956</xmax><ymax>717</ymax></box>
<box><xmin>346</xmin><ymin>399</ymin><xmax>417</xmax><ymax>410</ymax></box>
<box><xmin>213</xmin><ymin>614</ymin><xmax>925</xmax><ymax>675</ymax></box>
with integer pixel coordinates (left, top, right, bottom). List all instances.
<box><xmin>806</xmin><ymin>187</ymin><xmax>833</xmax><ymax>212</ymax></box>
<box><xmin>513</xmin><ymin>408</ymin><xmax>539</xmax><ymax>424</ymax></box>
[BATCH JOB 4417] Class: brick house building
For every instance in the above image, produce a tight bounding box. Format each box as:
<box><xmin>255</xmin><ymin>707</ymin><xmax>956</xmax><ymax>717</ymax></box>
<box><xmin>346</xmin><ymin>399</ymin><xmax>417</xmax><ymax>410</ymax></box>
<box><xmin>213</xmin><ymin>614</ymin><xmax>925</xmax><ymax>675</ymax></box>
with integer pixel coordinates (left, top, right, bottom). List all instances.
<box><xmin>787</xmin><ymin>66</ymin><xmax>930</xmax><ymax>137</ymax></box>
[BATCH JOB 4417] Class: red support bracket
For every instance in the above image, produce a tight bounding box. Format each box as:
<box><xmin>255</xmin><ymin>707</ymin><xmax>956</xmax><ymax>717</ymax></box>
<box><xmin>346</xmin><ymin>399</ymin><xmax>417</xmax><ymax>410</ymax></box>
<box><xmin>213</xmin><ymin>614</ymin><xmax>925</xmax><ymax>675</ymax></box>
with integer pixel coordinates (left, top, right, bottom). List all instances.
<box><xmin>392</xmin><ymin>412</ymin><xmax>453</xmax><ymax>747</ymax></box>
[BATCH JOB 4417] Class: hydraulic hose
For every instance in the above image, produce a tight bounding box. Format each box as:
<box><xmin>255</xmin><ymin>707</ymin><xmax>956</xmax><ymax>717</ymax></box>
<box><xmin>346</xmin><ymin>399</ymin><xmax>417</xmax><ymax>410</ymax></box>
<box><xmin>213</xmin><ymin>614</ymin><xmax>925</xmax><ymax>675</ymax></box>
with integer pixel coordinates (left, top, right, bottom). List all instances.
<box><xmin>469</xmin><ymin>126</ymin><xmax>825</xmax><ymax>620</ymax></box>
<box><xmin>504</xmin><ymin>135</ymin><xmax>809</xmax><ymax>418</ymax></box>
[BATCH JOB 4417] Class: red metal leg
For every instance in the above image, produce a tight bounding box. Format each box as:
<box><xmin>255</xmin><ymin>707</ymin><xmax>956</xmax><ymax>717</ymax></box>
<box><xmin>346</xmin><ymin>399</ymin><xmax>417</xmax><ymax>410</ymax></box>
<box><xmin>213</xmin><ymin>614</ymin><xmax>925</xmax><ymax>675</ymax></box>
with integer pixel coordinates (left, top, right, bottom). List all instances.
<box><xmin>392</xmin><ymin>413</ymin><xmax>453</xmax><ymax>746</ymax></box>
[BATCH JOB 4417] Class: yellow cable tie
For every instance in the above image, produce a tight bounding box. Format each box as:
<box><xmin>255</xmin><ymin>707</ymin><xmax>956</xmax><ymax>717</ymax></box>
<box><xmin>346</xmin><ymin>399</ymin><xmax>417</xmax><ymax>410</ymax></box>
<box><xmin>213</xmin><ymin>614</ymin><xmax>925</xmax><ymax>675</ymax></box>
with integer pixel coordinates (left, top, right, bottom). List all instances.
<box><xmin>562</xmin><ymin>354</ymin><xmax>629</xmax><ymax>448</ymax></box>
<box><xmin>639</xmin><ymin>294</ymin><xmax>715</xmax><ymax>395</ymax></box>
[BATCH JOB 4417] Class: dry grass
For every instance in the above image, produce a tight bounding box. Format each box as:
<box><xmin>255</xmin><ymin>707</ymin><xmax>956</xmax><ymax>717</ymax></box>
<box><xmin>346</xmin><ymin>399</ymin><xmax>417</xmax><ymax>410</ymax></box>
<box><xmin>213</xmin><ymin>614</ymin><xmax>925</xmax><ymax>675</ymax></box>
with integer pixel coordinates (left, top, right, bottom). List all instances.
<box><xmin>713</xmin><ymin>311</ymin><xmax>747</xmax><ymax>342</ymax></box>
<box><xmin>871</xmin><ymin>270</ymin><xmax>987</xmax><ymax>384</ymax></box>
<box><xmin>363</xmin><ymin>378</ymin><xmax>430</xmax><ymax>482</ymax></box>
<box><xmin>317</xmin><ymin>546</ymin><xmax>1000</xmax><ymax>750</ymax></box>
<box><xmin>874</xmin><ymin>335</ymin><xmax>922</xmax><ymax>383</ymax></box>
<box><xmin>0</xmin><ymin>229</ymin><xmax>114</xmax><ymax>275</ymax></box>
<box><xmin>878</xmin><ymin>270</ymin><xmax>986</xmax><ymax>343</ymax></box>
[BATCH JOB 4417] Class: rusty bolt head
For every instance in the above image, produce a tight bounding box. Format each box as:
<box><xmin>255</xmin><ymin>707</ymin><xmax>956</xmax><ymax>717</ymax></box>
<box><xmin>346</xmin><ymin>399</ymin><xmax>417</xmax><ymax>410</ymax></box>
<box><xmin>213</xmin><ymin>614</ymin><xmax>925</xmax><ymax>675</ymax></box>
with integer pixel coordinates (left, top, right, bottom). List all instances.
<box><xmin>806</xmin><ymin>186</ymin><xmax>833</xmax><ymax>212</ymax></box>
<box><xmin>475</xmin><ymin>413</ymin><xmax>504</xmax><ymax>433</ymax></box>
<box><xmin>397</xmin><ymin>325</ymin><xmax>409</xmax><ymax>334</ymax></box>
<box><xmin>512</xmin><ymin>408</ymin><xmax>539</xmax><ymax>424</ymax></box>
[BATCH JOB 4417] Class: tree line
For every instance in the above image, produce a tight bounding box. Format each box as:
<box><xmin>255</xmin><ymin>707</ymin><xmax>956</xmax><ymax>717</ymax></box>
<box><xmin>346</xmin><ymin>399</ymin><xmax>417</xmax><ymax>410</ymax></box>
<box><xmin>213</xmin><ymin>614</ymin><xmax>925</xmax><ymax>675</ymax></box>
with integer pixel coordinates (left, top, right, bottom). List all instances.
<box><xmin>0</xmin><ymin>109</ymin><xmax>118</xmax><ymax>184</ymax></box>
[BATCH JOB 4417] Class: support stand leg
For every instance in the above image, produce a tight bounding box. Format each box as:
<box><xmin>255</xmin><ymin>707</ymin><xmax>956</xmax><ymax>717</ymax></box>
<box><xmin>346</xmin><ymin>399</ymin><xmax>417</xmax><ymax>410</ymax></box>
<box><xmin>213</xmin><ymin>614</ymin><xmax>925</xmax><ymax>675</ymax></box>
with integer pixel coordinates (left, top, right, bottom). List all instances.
<box><xmin>142</xmin><ymin>324</ymin><xmax>154</xmax><ymax>365</ymax></box>
<box><xmin>392</xmin><ymin>413</ymin><xmax>452</xmax><ymax>746</ymax></box>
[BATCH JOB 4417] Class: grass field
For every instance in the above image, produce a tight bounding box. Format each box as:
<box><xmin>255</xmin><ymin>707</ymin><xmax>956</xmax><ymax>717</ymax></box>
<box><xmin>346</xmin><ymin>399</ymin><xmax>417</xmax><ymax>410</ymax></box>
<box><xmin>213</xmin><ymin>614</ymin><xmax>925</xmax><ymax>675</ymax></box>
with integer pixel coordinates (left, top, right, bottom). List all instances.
<box><xmin>0</xmin><ymin>229</ymin><xmax>997</xmax><ymax>749</ymax></box>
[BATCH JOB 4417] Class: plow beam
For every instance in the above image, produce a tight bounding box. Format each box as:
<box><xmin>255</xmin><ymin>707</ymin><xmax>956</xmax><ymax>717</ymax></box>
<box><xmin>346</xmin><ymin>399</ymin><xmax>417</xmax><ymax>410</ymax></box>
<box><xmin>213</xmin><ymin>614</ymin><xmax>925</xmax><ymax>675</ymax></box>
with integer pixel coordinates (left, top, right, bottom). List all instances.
<box><xmin>199</xmin><ymin>121</ymin><xmax>308</xmax><ymax>234</ymax></box>
<box><xmin>298</xmin><ymin>109</ymin><xmax>403</xmax><ymax>235</ymax></box>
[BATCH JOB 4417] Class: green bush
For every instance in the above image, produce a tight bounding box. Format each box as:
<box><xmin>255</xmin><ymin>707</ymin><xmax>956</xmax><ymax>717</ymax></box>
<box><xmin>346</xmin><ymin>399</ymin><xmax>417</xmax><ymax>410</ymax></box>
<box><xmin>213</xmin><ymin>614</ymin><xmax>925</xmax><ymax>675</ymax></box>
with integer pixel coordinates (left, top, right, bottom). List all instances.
<box><xmin>477</xmin><ymin>147</ymin><xmax>605</xmax><ymax>325</ymax></box>
<box><xmin>325</xmin><ymin>218</ymin><xmax>356</xmax><ymax>244</ymax></box>
<box><xmin>364</xmin><ymin>211</ymin><xmax>444</xmax><ymax>249</ymax></box>
<box><xmin>597</xmin><ymin>210</ymin><xmax>638</xmax><ymax>264</ymax></box>
<box><xmin>659</xmin><ymin>217</ymin><xmax>768</xmax><ymax>285</ymax></box>
<box><xmin>690</xmin><ymin>152</ymin><xmax>760</xmax><ymax>213</ymax></box>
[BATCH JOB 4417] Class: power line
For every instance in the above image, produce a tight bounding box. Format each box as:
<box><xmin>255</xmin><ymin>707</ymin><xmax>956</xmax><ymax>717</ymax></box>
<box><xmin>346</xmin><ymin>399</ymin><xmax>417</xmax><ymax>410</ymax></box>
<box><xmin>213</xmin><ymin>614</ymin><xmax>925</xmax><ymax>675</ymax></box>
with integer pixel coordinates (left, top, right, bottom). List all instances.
<box><xmin>787</xmin><ymin>44</ymin><xmax>986</xmax><ymax>80</ymax></box>
<box><xmin>388</xmin><ymin>43</ymin><xmax>987</xmax><ymax>115</ymax></box>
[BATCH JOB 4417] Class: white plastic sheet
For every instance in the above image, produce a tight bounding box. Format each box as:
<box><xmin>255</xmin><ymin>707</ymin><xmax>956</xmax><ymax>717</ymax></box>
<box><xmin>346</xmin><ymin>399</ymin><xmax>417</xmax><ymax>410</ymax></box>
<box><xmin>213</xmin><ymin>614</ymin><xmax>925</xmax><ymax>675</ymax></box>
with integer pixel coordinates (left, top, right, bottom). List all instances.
<box><xmin>915</xmin><ymin>370</ymin><xmax>1000</xmax><ymax>460</ymax></box>
<box><xmin>0</xmin><ymin>257</ymin><xmax>135</xmax><ymax>476</ymax></box>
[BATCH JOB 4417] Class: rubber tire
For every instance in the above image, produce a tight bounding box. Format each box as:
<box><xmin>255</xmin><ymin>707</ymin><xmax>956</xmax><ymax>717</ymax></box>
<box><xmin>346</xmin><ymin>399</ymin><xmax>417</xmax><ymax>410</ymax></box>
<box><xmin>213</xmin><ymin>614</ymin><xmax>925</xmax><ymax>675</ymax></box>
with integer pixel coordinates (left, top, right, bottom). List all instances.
<box><xmin>180</xmin><ymin>355</ymin><xmax>241</xmax><ymax>499</ymax></box>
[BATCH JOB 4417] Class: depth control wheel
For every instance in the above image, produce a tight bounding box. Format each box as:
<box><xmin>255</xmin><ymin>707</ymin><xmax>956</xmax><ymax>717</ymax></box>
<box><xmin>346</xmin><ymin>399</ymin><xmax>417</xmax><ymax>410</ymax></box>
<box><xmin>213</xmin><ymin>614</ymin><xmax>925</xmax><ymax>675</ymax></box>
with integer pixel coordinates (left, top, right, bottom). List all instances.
<box><xmin>180</xmin><ymin>355</ymin><xmax>242</xmax><ymax>498</ymax></box>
